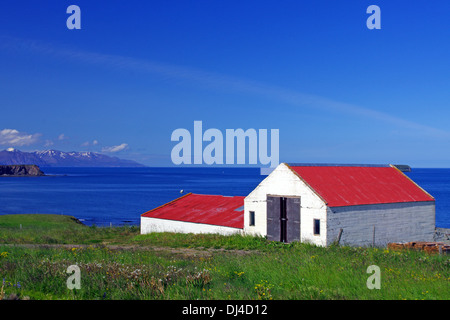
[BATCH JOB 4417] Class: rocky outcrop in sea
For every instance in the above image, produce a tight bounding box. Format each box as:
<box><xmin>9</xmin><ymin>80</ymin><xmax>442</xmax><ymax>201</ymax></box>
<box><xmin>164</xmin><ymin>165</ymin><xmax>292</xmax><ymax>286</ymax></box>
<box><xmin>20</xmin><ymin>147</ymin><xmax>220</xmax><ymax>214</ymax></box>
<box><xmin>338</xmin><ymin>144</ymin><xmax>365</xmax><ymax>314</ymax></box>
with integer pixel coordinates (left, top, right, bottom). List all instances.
<box><xmin>0</xmin><ymin>165</ymin><xmax>45</xmax><ymax>176</ymax></box>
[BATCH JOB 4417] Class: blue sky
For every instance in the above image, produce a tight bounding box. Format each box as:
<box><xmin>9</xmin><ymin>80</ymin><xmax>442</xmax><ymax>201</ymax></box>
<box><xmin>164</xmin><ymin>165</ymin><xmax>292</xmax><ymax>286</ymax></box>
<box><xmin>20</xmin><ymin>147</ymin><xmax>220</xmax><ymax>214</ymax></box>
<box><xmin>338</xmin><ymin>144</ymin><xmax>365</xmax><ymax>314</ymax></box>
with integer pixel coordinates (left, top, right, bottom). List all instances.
<box><xmin>0</xmin><ymin>1</ymin><xmax>449</xmax><ymax>167</ymax></box>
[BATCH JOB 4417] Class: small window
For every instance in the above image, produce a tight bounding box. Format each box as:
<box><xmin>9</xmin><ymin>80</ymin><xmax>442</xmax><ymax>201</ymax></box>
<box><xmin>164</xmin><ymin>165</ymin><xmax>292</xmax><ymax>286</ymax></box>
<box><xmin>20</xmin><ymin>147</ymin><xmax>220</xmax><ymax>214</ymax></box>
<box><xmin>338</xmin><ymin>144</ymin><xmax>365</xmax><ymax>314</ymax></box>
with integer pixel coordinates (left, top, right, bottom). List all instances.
<box><xmin>313</xmin><ymin>219</ymin><xmax>320</xmax><ymax>235</ymax></box>
<box><xmin>249</xmin><ymin>211</ymin><xmax>255</xmax><ymax>226</ymax></box>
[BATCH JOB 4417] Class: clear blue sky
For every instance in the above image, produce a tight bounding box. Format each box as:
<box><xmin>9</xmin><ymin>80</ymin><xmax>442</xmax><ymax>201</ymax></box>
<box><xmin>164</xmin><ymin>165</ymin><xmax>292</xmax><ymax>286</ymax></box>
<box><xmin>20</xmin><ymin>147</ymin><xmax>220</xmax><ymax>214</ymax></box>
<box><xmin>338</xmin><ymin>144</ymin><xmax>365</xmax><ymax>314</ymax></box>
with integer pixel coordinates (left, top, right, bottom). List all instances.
<box><xmin>0</xmin><ymin>1</ymin><xmax>449</xmax><ymax>167</ymax></box>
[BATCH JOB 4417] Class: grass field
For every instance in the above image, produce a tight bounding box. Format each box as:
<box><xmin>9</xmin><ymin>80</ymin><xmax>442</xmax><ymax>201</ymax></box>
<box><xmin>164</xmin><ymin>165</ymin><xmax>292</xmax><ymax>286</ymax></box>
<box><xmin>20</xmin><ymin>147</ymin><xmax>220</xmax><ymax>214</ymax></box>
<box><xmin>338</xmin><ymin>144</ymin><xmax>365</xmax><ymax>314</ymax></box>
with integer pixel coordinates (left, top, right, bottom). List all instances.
<box><xmin>0</xmin><ymin>214</ymin><xmax>448</xmax><ymax>300</ymax></box>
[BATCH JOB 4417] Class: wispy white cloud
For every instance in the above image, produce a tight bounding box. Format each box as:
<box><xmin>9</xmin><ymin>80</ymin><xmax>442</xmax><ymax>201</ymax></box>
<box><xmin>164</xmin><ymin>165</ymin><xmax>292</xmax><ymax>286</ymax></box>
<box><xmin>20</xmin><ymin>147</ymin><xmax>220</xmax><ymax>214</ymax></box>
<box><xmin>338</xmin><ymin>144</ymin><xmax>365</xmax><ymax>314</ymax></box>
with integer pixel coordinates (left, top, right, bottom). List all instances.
<box><xmin>102</xmin><ymin>143</ymin><xmax>128</xmax><ymax>153</ymax></box>
<box><xmin>0</xmin><ymin>128</ymin><xmax>41</xmax><ymax>146</ymax></box>
<box><xmin>81</xmin><ymin>140</ymin><xmax>99</xmax><ymax>147</ymax></box>
<box><xmin>2</xmin><ymin>35</ymin><xmax>448</xmax><ymax>138</ymax></box>
<box><xmin>58</xmin><ymin>133</ymin><xmax>66</xmax><ymax>140</ymax></box>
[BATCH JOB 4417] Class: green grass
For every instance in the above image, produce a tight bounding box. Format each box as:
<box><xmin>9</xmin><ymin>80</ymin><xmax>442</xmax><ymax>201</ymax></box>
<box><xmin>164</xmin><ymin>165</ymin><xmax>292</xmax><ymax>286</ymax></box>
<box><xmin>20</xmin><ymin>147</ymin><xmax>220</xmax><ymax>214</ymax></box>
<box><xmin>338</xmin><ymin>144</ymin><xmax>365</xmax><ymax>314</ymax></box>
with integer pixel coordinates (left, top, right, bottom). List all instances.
<box><xmin>0</xmin><ymin>214</ymin><xmax>138</xmax><ymax>245</ymax></box>
<box><xmin>0</xmin><ymin>214</ymin><xmax>84</xmax><ymax>229</ymax></box>
<box><xmin>0</xmin><ymin>214</ymin><xmax>449</xmax><ymax>300</ymax></box>
<box><xmin>132</xmin><ymin>231</ymin><xmax>271</xmax><ymax>250</ymax></box>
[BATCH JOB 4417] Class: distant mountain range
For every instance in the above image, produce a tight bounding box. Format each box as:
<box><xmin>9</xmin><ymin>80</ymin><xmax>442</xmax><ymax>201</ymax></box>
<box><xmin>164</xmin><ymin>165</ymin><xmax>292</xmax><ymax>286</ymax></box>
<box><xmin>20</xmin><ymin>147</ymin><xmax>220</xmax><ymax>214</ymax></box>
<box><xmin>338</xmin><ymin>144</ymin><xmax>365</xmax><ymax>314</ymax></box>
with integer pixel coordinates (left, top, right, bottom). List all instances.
<box><xmin>0</xmin><ymin>148</ymin><xmax>145</xmax><ymax>167</ymax></box>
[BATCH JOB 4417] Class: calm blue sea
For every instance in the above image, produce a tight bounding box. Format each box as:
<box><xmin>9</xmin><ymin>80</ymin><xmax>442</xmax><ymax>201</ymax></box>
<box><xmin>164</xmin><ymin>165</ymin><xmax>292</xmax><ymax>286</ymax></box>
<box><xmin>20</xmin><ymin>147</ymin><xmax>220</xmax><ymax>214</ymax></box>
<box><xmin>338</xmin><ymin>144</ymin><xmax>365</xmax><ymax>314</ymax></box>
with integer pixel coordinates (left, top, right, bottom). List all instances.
<box><xmin>0</xmin><ymin>167</ymin><xmax>448</xmax><ymax>228</ymax></box>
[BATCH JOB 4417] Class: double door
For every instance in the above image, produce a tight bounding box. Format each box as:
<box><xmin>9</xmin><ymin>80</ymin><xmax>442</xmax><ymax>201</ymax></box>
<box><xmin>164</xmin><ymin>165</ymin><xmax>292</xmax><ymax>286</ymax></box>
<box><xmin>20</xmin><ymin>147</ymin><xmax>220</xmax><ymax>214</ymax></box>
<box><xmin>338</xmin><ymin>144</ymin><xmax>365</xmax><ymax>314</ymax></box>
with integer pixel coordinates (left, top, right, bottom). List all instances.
<box><xmin>266</xmin><ymin>195</ymin><xmax>301</xmax><ymax>243</ymax></box>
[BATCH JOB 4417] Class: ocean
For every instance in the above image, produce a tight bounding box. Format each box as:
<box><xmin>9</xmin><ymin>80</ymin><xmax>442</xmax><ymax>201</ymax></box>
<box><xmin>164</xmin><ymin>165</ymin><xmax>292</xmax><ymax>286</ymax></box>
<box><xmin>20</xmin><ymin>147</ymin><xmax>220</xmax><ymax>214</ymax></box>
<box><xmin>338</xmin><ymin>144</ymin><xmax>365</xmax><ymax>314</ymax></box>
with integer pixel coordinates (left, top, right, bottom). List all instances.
<box><xmin>0</xmin><ymin>167</ymin><xmax>448</xmax><ymax>228</ymax></box>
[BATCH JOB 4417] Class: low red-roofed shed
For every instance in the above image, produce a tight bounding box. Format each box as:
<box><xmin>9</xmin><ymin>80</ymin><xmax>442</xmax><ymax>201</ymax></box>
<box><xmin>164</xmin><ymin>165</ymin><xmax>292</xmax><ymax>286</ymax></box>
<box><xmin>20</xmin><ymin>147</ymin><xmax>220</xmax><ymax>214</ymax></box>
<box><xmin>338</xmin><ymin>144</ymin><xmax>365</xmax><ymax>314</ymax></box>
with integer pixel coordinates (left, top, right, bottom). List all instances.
<box><xmin>141</xmin><ymin>193</ymin><xmax>245</xmax><ymax>235</ymax></box>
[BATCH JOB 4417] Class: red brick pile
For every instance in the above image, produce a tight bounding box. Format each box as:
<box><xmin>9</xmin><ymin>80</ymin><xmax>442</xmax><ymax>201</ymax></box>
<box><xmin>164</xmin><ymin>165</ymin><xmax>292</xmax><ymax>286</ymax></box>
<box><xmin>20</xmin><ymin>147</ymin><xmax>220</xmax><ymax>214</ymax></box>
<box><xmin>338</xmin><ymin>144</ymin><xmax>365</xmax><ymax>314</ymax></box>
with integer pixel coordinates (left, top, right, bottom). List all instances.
<box><xmin>387</xmin><ymin>241</ymin><xmax>450</xmax><ymax>254</ymax></box>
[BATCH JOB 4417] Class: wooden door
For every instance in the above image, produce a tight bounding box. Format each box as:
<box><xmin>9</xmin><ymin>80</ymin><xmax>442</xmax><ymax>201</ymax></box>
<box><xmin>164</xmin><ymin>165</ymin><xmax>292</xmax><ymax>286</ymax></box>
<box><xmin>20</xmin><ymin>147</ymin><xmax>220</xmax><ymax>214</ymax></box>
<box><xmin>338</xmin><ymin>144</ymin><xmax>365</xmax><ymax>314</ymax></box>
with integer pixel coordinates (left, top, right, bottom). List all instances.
<box><xmin>266</xmin><ymin>195</ymin><xmax>280</xmax><ymax>241</ymax></box>
<box><xmin>286</xmin><ymin>197</ymin><xmax>301</xmax><ymax>242</ymax></box>
<box><xmin>266</xmin><ymin>196</ymin><xmax>301</xmax><ymax>243</ymax></box>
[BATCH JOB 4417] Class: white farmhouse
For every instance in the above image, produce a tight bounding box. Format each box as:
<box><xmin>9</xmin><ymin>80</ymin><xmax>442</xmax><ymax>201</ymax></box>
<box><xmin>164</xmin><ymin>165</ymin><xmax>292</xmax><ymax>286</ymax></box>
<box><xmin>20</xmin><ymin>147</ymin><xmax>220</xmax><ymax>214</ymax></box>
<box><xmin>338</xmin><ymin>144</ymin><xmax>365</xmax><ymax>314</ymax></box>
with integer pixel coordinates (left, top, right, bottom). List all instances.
<box><xmin>243</xmin><ymin>163</ymin><xmax>435</xmax><ymax>246</ymax></box>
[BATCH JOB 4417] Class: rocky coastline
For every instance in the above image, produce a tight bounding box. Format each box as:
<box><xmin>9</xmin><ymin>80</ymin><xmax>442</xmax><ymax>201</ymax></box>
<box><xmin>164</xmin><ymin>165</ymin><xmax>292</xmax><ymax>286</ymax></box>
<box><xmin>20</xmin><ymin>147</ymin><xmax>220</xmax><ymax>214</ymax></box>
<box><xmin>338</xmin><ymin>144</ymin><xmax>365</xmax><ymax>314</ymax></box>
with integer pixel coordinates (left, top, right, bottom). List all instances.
<box><xmin>0</xmin><ymin>165</ymin><xmax>45</xmax><ymax>177</ymax></box>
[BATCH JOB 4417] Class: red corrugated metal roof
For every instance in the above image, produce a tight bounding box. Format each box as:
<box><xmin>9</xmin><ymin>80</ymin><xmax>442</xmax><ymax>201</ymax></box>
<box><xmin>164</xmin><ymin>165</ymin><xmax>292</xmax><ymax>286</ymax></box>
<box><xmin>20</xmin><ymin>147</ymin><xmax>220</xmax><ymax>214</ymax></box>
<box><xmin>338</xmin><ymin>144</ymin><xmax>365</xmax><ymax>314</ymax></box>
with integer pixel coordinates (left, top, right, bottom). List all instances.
<box><xmin>141</xmin><ymin>193</ymin><xmax>245</xmax><ymax>229</ymax></box>
<box><xmin>288</xmin><ymin>165</ymin><xmax>434</xmax><ymax>207</ymax></box>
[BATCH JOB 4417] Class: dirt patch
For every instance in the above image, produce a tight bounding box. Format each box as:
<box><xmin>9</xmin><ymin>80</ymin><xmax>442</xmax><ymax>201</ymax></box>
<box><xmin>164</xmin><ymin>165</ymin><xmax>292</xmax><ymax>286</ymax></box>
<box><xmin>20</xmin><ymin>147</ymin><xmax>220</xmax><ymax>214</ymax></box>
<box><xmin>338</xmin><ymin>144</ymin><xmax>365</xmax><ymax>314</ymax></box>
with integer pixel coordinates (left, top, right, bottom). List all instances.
<box><xmin>0</xmin><ymin>243</ymin><xmax>258</xmax><ymax>258</ymax></box>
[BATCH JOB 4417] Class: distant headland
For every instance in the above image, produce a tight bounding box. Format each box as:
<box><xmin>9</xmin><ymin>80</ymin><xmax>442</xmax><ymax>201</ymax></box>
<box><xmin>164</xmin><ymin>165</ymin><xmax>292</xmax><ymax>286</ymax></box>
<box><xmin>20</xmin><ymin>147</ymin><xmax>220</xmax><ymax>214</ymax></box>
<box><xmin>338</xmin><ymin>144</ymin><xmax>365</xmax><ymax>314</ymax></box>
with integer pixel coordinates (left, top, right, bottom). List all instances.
<box><xmin>0</xmin><ymin>165</ymin><xmax>45</xmax><ymax>177</ymax></box>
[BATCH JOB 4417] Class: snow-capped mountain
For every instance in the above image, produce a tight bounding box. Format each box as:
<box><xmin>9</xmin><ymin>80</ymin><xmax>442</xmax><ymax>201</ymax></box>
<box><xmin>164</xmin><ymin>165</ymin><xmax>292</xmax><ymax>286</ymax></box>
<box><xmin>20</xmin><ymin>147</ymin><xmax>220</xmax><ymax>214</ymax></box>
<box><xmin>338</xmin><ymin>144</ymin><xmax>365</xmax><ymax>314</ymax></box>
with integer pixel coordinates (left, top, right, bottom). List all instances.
<box><xmin>0</xmin><ymin>148</ymin><xmax>145</xmax><ymax>167</ymax></box>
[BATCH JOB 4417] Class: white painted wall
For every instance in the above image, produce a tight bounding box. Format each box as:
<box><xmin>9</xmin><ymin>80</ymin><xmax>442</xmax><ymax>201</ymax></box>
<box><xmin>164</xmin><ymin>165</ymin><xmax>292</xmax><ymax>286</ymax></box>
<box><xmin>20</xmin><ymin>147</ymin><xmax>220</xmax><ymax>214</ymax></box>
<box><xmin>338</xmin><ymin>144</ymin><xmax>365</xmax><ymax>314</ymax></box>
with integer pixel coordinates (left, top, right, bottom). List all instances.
<box><xmin>141</xmin><ymin>216</ymin><xmax>243</xmax><ymax>236</ymax></box>
<box><xmin>243</xmin><ymin>163</ymin><xmax>327</xmax><ymax>246</ymax></box>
